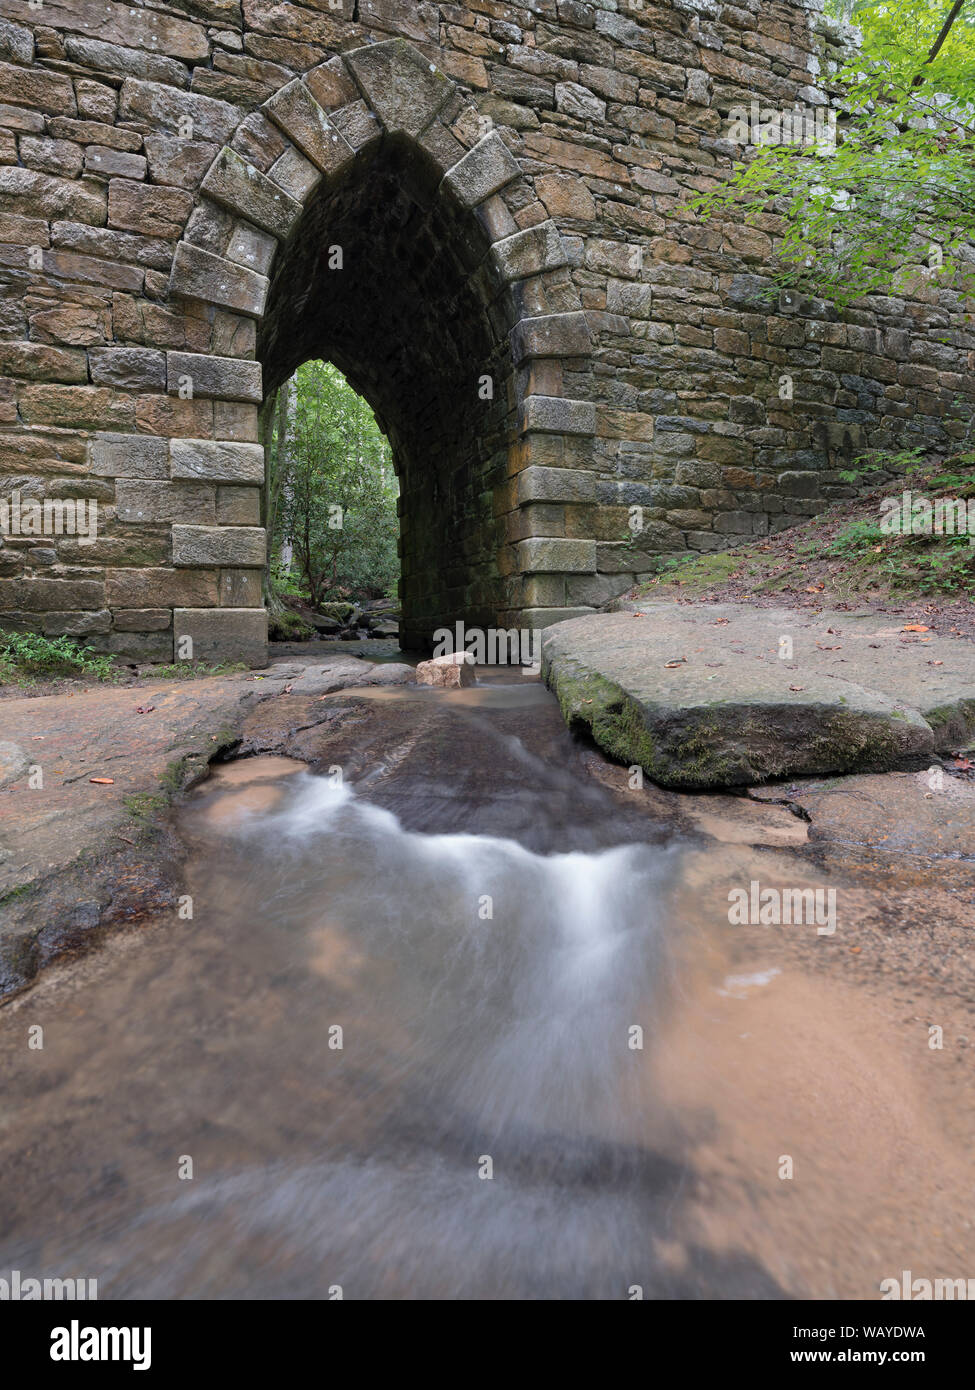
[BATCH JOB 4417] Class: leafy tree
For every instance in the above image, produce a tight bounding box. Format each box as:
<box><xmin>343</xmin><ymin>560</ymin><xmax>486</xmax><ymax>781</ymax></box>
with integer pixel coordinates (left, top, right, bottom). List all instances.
<box><xmin>274</xmin><ymin>361</ymin><xmax>399</xmax><ymax>607</ymax></box>
<box><xmin>690</xmin><ymin>0</ymin><xmax>975</xmax><ymax>306</ymax></box>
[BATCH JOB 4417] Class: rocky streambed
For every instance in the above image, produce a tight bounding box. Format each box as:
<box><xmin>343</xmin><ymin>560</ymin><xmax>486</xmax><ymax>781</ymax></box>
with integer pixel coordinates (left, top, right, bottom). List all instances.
<box><xmin>0</xmin><ymin>649</ymin><xmax>974</xmax><ymax>1298</ymax></box>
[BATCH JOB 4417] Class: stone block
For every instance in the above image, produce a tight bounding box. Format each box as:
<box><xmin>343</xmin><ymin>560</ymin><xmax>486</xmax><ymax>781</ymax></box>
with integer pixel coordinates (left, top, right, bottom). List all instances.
<box><xmin>268</xmin><ymin>147</ymin><xmax>321</xmax><ymax>202</ymax></box>
<box><xmin>201</xmin><ymin>146</ymin><xmax>302</xmax><ymax>240</ymax></box>
<box><xmin>41</xmin><ymin>609</ymin><xmax>112</xmax><ymax>636</ymax></box>
<box><xmin>515</xmin><ymin>538</ymin><xmax>596</xmax><ymax>573</ymax></box>
<box><xmin>112</xmin><ymin>609</ymin><xmax>172</xmax><ymax>632</ymax></box>
<box><xmin>520</xmin><ymin>397</ymin><xmax>596</xmax><ymax>436</ymax></box>
<box><xmin>170</xmin><ymin>438</ymin><xmax>265</xmax><ymax>484</ymax></box>
<box><xmin>107</xmin><ymin>568</ymin><xmax>219</xmax><ymax>608</ymax></box>
<box><xmin>219</xmin><ymin>568</ymin><xmax>262</xmax><ymax>607</ymax></box>
<box><xmin>172</xmin><ymin>524</ymin><xmax>266</xmax><ymax>567</ymax></box>
<box><xmin>344</xmin><ymin>39</ymin><xmax>452</xmax><ymax>137</ymax></box>
<box><xmin>226</xmin><ymin>221</ymin><xmax>277</xmax><ymax>275</ymax></box>
<box><xmin>305</xmin><ymin>58</ymin><xmax>359</xmax><ymax>113</ymax></box>
<box><xmin>216</xmin><ymin>486</ymin><xmax>261</xmax><ymax>525</ymax></box>
<box><xmin>442</xmin><ymin>131</ymin><xmax>520</xmax><ymax>208</ymax></box>
<box><xmin>88</xmin><ymin>347</ymin><xmax>166</xmax><ymax>391</ymax></box>
<box><xmin>263</xmin><ymin>80</ymin><xmax>354</xmax><ymax>175</ymax></box>
<box><xmin>0</xmin><ymin>577</ymin><xmax>105</xmax><ymax>611</ymax></box>
<box><xmin>173</xmin><ymin>607</ymin><xmax>267</xmax><ymax>667</ymax></box>
<box><xmin>115</xmin><ymin>480</ymin><xmax>216</xmax><ymax>524</ymax></box>
<box><xmin>511</xmin><ymin>312</ymin><xmax>590</xmax><ymax>363</ymax></box>
<box><xmin>517</xmin><ymin>466</ymin><xmax>595</xmax><ymax>505</ymax></box>
<box><xmin>166</xmin><ymin>352</ymin><xmax>263</xmax><ymax>403</ymax></box>
<box><xmin>170</xmin><ymin>242</ymin><xmax>269</xmax><ymax>317</ymax></box>
<box><xmin>494</xmin><ymin>221</ymin><xmax>567</xmax><ymax>281</ymax></box>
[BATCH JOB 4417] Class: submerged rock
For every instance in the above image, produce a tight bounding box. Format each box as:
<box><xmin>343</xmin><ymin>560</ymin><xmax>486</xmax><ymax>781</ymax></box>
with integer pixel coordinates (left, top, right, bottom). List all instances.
<box><xmin>416</xmin><ymin>652</ymin><xmax>476</xmax><ymax>688</ymax></box>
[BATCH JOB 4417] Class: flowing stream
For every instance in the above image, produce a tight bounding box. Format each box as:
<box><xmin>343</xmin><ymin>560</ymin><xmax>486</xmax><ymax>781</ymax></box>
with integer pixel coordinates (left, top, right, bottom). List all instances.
<box><xmin>2</xmin><ymin>669</ymin><xmax>971</xmax><ymax>1299</ymax></box>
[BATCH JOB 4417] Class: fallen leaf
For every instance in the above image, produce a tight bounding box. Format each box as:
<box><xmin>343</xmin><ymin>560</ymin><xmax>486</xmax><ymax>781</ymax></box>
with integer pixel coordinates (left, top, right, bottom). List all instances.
<box><xmin>664</xmin><ymin>659</ymin><xmax>686</xmax><ymax>668</ymax></box>
<box><xmin>789</xmin><ymin>684</ymin><xmax>804</xmax><ymax>691</ymax></box>
<box><xmin>901</xmin><ymin>624</ymin><xmax>929</xmax><ymax>632</ymax></box>
<box><xmin>134</xmin><ymin>705</ymin><xmax>155</xmax><ymax>714</ymax></box>
<box><xmin>89</xmin><ymin>777</ymin><xmax>114</xmax><ymax>786</ymax></box>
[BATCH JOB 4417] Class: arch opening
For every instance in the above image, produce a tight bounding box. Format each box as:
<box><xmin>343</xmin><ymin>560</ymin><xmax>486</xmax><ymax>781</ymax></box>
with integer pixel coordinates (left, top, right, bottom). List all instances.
<box><xmin>259</xmin><ymin>133</ymin><xmax>518</xmax><ymax>651</ymax></box>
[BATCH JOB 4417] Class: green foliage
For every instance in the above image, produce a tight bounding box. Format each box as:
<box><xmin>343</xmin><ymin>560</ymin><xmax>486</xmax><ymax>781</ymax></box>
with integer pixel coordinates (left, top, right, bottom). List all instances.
<box><xmin>272</xmin><ymin>361</ymin><xmax>400</xmax><ymax>607</ymax></box>
<box><xmin>269</xmin><ymin>565</ymin><xmax>307</xmax><ymax>600</ymax></box>
<box><xmin>692</xmin><ymin>1</ymin><xmax>975</xmax><ymax>305</ymax></box>
<box><xmin>837</xmin><ymin>443</ymin><xmax>928</xmax><ymax>482</ymax></box>
<box><xmin>0</xmin><ymin>631</ymin><xmax>116</xmax><ymax>685</ymax></box>
<box><xmin>150</xmin><ymin>661</ymin><xmax>247</xmax><ymax>680</ymax></box>
<box><xmin>828</xmin><ymin>518</ymin><xmax>888</xmax><ymax>553</ymax></box>
<box><xmin>267</xmin><ymin>610</ymin><xmax>316</xmax><ymax>642</ymax></box>
<box><xmin>315</xmin><ymin>601</ymin><xmax>356</xmax><ymax>621</ymax></box>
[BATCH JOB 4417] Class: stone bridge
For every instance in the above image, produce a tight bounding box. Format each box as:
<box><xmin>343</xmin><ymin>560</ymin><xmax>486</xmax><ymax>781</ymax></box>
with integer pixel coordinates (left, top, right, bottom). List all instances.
<box><xmin>0</xmin><ymin>0</ymin><xmax>971</xmax><ymax>663</ymax></box>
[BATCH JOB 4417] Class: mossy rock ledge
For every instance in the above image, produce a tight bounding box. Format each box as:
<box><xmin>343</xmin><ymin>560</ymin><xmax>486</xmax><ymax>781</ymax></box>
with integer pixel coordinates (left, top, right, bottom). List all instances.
<box><xmin>540</xmin><ymin>604</ymin><xmax>975</xmax><ymax>790</ymax></box>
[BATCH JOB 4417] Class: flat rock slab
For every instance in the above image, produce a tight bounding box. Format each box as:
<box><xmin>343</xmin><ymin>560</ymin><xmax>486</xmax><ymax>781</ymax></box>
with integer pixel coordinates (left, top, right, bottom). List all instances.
<box><xmin>0</xmin><ymin>654</ymin><xmax>415</xmax><ymax>1001</ymax></box>
<box><xmin>541</xmin><ymin>603</ymin><xmax>975</xmax><ymax>789</ymax></box>
<box><xmin>750</xmin><ymin>769</ymin><xmax>975</xmax><ymax>873</ymax></box>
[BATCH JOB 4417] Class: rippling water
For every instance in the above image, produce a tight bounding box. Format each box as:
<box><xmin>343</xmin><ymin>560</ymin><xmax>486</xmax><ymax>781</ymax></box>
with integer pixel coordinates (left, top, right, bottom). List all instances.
<box><xmin>0</xmin><ymin>682</ymin><xmax>791</xmax><ymax>1300</ymax></box>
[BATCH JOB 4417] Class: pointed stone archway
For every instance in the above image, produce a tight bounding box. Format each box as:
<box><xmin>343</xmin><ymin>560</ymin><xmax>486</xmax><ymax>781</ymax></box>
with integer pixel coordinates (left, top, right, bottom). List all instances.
<box><xmin>165</xmin><ymin>38</ymin><xmax>597</xmax><ymax>661</ymax></box>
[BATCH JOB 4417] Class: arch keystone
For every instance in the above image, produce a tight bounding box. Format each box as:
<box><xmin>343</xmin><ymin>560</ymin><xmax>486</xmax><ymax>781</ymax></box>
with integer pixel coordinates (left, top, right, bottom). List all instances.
<box><xmin>344</xmin><ymin>39</ymin><xmax>453</xmax><ymax>138</ymax></box>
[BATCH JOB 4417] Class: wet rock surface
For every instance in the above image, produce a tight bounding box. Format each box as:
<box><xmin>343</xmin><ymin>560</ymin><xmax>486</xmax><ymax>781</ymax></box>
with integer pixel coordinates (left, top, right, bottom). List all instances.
<box><xmin>0</xmin><ymin>653</ymin><xmax>416</xmax><ymax>1001</ymax></box>
<box><xmin>2</xmin><ymin>671</ymin><xmax>975</xmax><ymax>1299</ymax></box>
<box><xmin>542</xmin><ymin>604</ymin><xmax>975</xmax><ymax>789</ymax></box>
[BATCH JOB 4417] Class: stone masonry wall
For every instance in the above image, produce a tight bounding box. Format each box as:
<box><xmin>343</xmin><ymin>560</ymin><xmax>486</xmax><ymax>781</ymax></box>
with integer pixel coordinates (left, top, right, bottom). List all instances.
<box><xmin>0</xmin><ymin>0</ymin><xmax>972</xmax><ymax>662</ymax></box>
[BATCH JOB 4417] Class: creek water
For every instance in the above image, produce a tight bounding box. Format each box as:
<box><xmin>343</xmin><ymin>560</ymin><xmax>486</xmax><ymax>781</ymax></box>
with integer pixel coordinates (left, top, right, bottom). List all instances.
<box><xmin>1</xmin><ymin>668</ymin><xmax>970</xmax><ymax>1300</ymax></box>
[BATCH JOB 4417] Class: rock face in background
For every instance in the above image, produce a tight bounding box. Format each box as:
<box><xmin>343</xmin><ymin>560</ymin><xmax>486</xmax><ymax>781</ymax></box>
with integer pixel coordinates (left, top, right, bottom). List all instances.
<box><xmin>0</xmin><ymin>0</ymin><xmax>972</xmax><ymax>666</ymax></box>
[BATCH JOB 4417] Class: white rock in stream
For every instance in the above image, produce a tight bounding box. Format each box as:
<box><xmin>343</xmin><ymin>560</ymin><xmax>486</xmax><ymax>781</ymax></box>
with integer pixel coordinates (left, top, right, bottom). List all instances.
<box><xmin>416</xmin><ymin>652</ymin><xmax>476</xmax><ymax>688</ymax></box>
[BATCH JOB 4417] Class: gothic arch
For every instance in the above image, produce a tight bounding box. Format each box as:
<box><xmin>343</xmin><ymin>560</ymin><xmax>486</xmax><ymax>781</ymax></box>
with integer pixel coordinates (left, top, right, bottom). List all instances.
<box><xmin>165</xmin><ymin>38</ymin><xmax>597</xmax><ymax>656</ymax></box>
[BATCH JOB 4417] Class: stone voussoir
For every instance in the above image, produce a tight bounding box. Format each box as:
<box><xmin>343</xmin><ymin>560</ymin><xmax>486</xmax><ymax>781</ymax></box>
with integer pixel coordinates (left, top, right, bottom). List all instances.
<box><xmin>511</xmin><ymin>312</ymin><xmax>591</xmax><ymax>364</ymax></box>
<box><xmin>262</xmin><ymin>80</ymin><xmax>354</xmax><ymax>176</ymax></box>
<box><xmin>200</xmin><ymin>146</ymin><xmax>303</xmax><ymax>240</ymax></box>
<box><xmin>493</xmin><ymin>221</ymin><xmax>567</xmax><ymax>281</ymax></box>
<box><xmin>343</xmin><ymin>39</ymin><xmax>453</xmax><ymax>139</ymax></box>
<box><xmin>169</xmin><ymin>242</ymin><xmax>269</xmax><ymax>318</ymax></box>
<box><xmin>442</xmin><ymin>130</ymin><xmax>521</xmax><ymax>208</ymax></box>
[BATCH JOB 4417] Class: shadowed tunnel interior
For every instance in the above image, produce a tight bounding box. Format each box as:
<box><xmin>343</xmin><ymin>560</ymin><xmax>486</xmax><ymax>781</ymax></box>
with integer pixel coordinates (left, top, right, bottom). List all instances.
<box><xmin>257</xmin><ymin>134</ymin><xmax>519</xmax><ymax>649</ymax></box>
